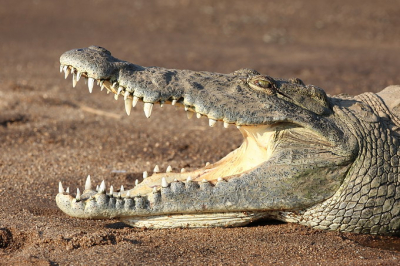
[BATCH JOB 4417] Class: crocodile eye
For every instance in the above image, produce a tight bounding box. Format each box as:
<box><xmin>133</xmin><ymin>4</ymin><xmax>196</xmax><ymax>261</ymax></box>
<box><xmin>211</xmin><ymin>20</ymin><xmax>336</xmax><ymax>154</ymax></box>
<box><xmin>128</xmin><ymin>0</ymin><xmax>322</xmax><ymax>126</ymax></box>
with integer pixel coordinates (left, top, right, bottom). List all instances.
<box><xmin>254</xmin><ymin>79</ymin><xmax>272</xmax><ymax>88</ymax></box>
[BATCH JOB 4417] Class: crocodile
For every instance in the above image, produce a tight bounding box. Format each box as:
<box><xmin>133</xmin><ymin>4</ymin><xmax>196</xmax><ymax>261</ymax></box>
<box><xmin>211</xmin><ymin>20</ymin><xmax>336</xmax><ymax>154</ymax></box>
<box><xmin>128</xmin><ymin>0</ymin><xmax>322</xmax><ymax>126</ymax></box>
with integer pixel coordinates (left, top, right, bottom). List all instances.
<box><xmin>56</xmin><ymin>46</ymin><xmax>400</xmax><ymax>235</ymax></box>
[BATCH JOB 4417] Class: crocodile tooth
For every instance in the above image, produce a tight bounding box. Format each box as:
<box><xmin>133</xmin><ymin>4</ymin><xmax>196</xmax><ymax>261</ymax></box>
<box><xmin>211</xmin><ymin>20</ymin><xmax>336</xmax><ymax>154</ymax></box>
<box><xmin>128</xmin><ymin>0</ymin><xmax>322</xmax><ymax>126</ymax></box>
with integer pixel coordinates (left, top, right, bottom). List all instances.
<box><xmin>127</xmin><ymin>190</ymin><xmax>131</xmax><ymax>197</ymax></box>
<box><xmin>153</xmin><ymin>165</ymin><xmax>160</xmax><ymax>173</ymax></box>
<box><xmin>125</xmin><ymin>98</ymin><xmax>133</xmax><ymax>116</ymax></box>
<box><xmin>181</xmin><ymin>168</ymin><xmax>186</xmax><ymax>173</ymax></box>
<box><xmin>107</xmin><ymin>90</ymin><xmax>110</xmax><ymax>94</ymax></box>
<box><xmin>166</xmin><ymin>165</ymin><xmax>172</xmax><ymax>173</ymax></box>
<box><xmin>236</xmin><ymin>125</ymin><xmax>241</xmax><ymax>129</ymax></box>
<box><xmin>196</xmin><ymin>113</ymin><xmax>202</xmax><ymax>119</ymax></box>
<box><xmin>96</xmin><ymin>185</ymin><xmax>99</xmax><ymax>191</ymax></box>
<box><xmin>144</xmin><ymin>102</ymin><xmax>153</xmax><ymax>118</ymax></box>
<box><xmin>76</xmin><ymin>71</ymin><xmax>82</xmax><ymax>81</ymax></box>
<box><xmin>99</xmin><ymin>180</ymin><xmax>106</xmax><ymax>193</ymax></box>
<box><xmin>184</xmin><ymin>106</ymin><xmax>189</xmax><ymax>111</ymax></box>
<box><xmin>114</xmin><ymin>94</ymin><xmax>119</xmax><ymax>100</ymax></box>
<box><xmin>100</xmin><ymin>80</ymin><xmax>104</xmax><ymax>91</ymax></box>
<box><xmin>161</xmin><ymin>177</ymin><xmax>168</xmax><ymax>188</ymax></box>
<box><xmin>117</xmin><ymin>86</ymin><xmax>123</xmax><ymax>95</ymax></box>
<box><xmin>97</xmin><ymin>80</ymin><xmax>100</xmax><ymax>86</ymax></box>
<box><xmin>217</xmin><ymin>177</ymin><xmax>223</xmax><ymax>182</ymax></box>
<box><xmin>85</xmin><ymin>175</ymin><xmax>92</xmax><ymax>190</ymax></box>
<box><xmin>160</xmin><ymin>101</ymin><xmax>165</xmax><ymax>108</ymax></box>
<box><xmin>152</xmin><ymin>187</ymin><xmax>157</xmax><ymax>193</ymax></box>
<box><xmin>117</xmin><ymin>192</ymin><xmax>121</xmax><ymax>198</ymax></box>
<box><xmin>132</xmin><ymin>96</ymin><xmax>139</xmax><ymax>107</ymax></box>
<box><xmin>70</xmin><ymin>67</ymin><xmax>75</xmax><ymax>74</ymax></box>
<box><xmin>76</xmin><ymin>188</ymin><xmax>81</xmax><ymax>201</ymax></box>
<box><xmin>186</xmin><ymin>176</ymin><xmax>192</xmax><ymax>182</ymax></box>
<box><xmin>58</xmin><ymin>182</ymin><xmax>64</xmax><ymax>193</ymax></box>
<box><xmin>206</xmin><ymin>162</ymin><xmax>210</xmax><ymax>166</ymax></box>
<box><xmin>109</xmin><ymin>185</ymin><xmax>114</xmax><ymax>196</ymax></box>
<box><xmin>112</xmin><ymin>82</ymin><xmax>117</xmax><ymax>88</ymax></box>
<box><xmin>209</xmin><ymin>119</ymin><xmax>217</xmax><ymax>127</ymax></box>
<box><xmin>59</xmin><ymin>65</ymin><xmax>63</xmax><ymax>73</ymax></box>
<box><xmin>120</xmin><ymin>185</ymin><xmax>124</xmax><ymax>192</ymax></box>
<box><xmin>186</xmin><ymin>111</ymin><xmax>194</xmax><ymax>119</ymax></box>
<box><xmin>223</xmin><ymin>122</ymin><xmax>229</xmax><ymax>128</ymax></box>
<box><xmin>66</xmin><ymin>187</ymin><xmax>70</xmax><ymax>193</ymax></box>
<box><xmin>143</xmin><ymin>171</ymin><xmax>148</xmax><ymax>179</ymax></box>
<box><xmin>202</xmin><ymin>179</ymin><xmax>208</xmax><ymax>183</ymax></box>
<box><xmin>171</xmin><ymin>99</ymin><xmax>177</xmax><ymax>105</ymax></box>
<box><xmin>123</xmin><ymin>91</ymin><xmax>130</xmax><ymax>101</ymax></box>
<box><xmin>72</xmin><ymin>72</ymin><xmax>78</xmax><ymax>87</ymax></box>
<box><xmin>63</xmin><ymin>66</ymin><xmax>70</xmax><ymax>79</ymax></box>
<box><xmin>88</xmin><ymin>77</ymin><xmax>95</xmax><ymax>93</ymax></box>
<box><xmin>135</xmin><ymin>179</ymin><xmax>139</xmax><ymax>186</ymax></box>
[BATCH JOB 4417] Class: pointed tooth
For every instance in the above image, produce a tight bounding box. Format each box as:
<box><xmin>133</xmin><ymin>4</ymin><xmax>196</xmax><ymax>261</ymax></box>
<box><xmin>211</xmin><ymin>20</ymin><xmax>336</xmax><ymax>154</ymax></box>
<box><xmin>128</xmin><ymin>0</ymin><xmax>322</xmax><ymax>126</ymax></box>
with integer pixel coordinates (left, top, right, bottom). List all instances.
<box><xmin>209</xmin><ymin>118</ymin><xmax>217</xmax><ymax>127</ymax></box>
<box><xmin>184</xmin><ymin>106</ymin><xmax>189</xmax><ymax>111</ymax></box>
<box><xmin>217</xmin><ymin>177</ymin><xmax>223</xmax><ymax>182</ymax></box>
<box><xmin>114</xmin><ymin>94</ymin><xmax>119</xmax><ymax>100</ymax></box>
<box><xmin>96</xmin><ymin>185</ymin><xmax>99</xmax><ymax>191</ymax></box>
<box><xmin>223</xmin><ymin>122</ymin><xmax>229</xmax><ymax>128</ymax></box>
<box><xmin>144</xmin><ymin>102</ymin><xmax>153</xmax><ymax>118</ymax></box>
<box><xmin>186</xmin><ymin>111</ymin><xmax>194</xmax><ymax>119</ymax></box>
<box><xmin>202</xmin><ymin>179</ymin><xmax>208</xmax><ymax>183</ymax></box>
<box><xmin>120</xmin><ymin>185</ymin><xmax>124</xmax><ymax>192</ymax></box>
<box><xmin>160</xmin><ymin>101</ymin><xmax>165</xmax><ymax>108</ymax></box>
<box><xmin>77</xmin><ymin>71</ymin><xmax>82</xmax><ymax>81</ymax></box>
<box><xmin>117</xmin><ymin>86</ymin><xmax>123</xmax><ymax>96</ymax></box>
<box><xmin>85</xmin><ymin>175</ymin><xmax>92</xmax><ymax>190</ymax></box>
<box><xmin>205</xmin><ymin>162</ymin><xmax>210</xmax><ymax>166</ymax></box>
<box><xmin>60</xmin><ymin>65</ymin><xmax>63</xmax><ymax>73</ymax></box>
<box><xmin>107</xmin><ymin>90</ymin><xmax>110</xmax><ymax>94</ymax></box>
<box><xmin>166</xmin><ymin>165</ymin><xmax>172</xmax><ymax>173</ymax></box>
<box><xmin>99</xmin><ymin>180</ymin><xmax>106</xmax><ymax>193</ymax></box>
<box><xmin>125</xmin><ymin>98</ymin><xmax>133</xmax><ymax>116</ymax></box>
<box><xmin>88</xmin><ymin>77</ymin><xmax>95</xmax><ymax>93</ymax></box>
<box><xmin>97</xmin><ymin>80</ymin><xmax>100</xmax><ymax>85</ymax></box>
<box><xmin>171</xmin><ymin>99</ymin><xmax>177</xmax><ymax>105</ymax></box>
<box><xmin>100</xmin><ymin>80</ymin><xmax>104</xmax><ymax>91</ymax></box>
<box><xmin>161</xmin><ymin>177</ymin><xmax>168</xmax><ymax>188</ymax></box>
<box><xmin>143</xmin><ymin>171</ymin><xmax>148</xmax><ymax>179</ymax></box>
<box><xmin>124</xmin><ymin>91</ymin><xmax>130</xmax><ymax>101</ymax></box>
<box><xmin>109</xmin><ymin>185</ymin><xmax>114</xmax><ymax>196</ymax></box>
<box><xmin>181</xmin><ymin>168</ymin><xmax>186</xmax><ymax>173</ymax></box>
<box><xmin>66</xmin><ymin>187</ymin><xmax>70</xmax><ymax>193</ymax></box>
<box><xmin>196</xmin><ymin>113</ymin><xmax>202</xmax><ymax>119</ymax></box>
<box><xmin>70</xmin><ymin>67</ymin><xmax>75</xmax><ymax>74</ymax></box>
<box><xmin>112</xmin><ymin>82</ymin><xmax>118</xmax><ymax>88</ymax></box>
<box><xmin>63</xmin><ymin>66</ymin><xmax>70</xmax><ymax>79</ymax></box>
<box><xmin>58</xmin><ymin>182</ymin><xmax>64</xmax><ymax>193</ymax></box>
<box><xmin>236</xmin><ymin>125</ymin><xmax>241</xmax><ymax>129</ymax></box>
<box><xmin>186</xmin><ymin>176</ymin><xmax>192</xmax><ymax>182</ymax></box>
<box><xmin>153</xmin><ymin>187</ymin><xmax>157</xmax><ymax>193</ymax></box>
<box><xmin>153</xmin><ymin>165</ymin><xmax>160</xmax><ymax>173</ymax></box>
<box><xmin>127</xmin><ymin>190</ymin><xmax>131</xmax><ymax>197</ymax></box>
<box><xmin>72</xmin><ymin>72</ymin><xmax>78</xmax><ymax>87</ymax></box>
<box><xmin>117</xmin><ymin>192</ymin><xmax>121</xmax><ymax>198</ymax></box>
<box><xmin>135</xmin><ymin>179</ymin><xmax>139</xmax><ymax>186</ymax></box>
<box><xmin>132</xmin><ymin>96</ymin><xmax>139</xmax><ymax>107</ymax></box>
<box><xmin>76</xmin><ymin>188</ymin><xmax>81</xmax><ymax>201</ymax></box>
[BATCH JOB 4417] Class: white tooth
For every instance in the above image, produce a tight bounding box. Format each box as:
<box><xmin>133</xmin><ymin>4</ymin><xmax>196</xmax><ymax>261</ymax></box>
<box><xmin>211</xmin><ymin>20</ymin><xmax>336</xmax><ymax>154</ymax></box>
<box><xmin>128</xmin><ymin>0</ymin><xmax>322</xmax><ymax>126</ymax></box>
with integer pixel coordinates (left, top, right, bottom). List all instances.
<box><xmin>124</xmin><ymin>91</ymin><xmax>130</xmax><ymax>101</ymax></box>
<box><xmin>97</xmin><ymin>80</ymin><xmax>100</xmax><ymax>85</ymax></box>
<box><xmin>99</xmin><ymin>180</ymin><xmax>106</xmax><ymax>193</ymax></box>
<box><xmin>206</xmin><ymin>162</ymin><xmax>210</xmax><ymax>166</ymax></box>
<box><xmin>153</xmin><ymin>165</ymin><xmax>160</xmax><ymax>173</ymax></box>
<box><xmin>63</xmin><ymin>66</ymin><xmax>70</xmax><ymax>79</ymax></box>
<box><xmin>127</xmin><ymin>190</ymin><xmax>131</xmax><ymax>197</ymax></box>
<box><xmin>217</xmin><ymin>177</ymin><xmax>223</xmax><ymax>182</ymax></box>
<box><xmin>72</xmin><ymin>72</ymin><xmax>78</xmax><ymax>87</ymax></box>
<box><xmin>186</xmin><ymin>111</ymin><xmax>194</xmax><ymax>119</ymax></box>
<box><xmin>77</xmin><ymin>71</ymin><xmax>82</xmax><ymax>81</ymax></box>
<box><xmin>76</xmin><ymin>188</ymin><xmax>81</xmax><ymax>200</ymax></box>
<box><xmin>114</xmin><ymin>94</ymin><xmax>119</xmax><ymax>100</ymax></box>
<box><xmin>107</xmin><ymin>90</ymin><xmax>110</xmax><ymax>94</ymax></box>
<box><xmin>85</xmin><ymin>175</ymin><xmax>92</xmax><ymax>190</ymax></box>
<box><xmin>96</xmin><ymin>185</ymin><xmax>99</xmax><ymax>191</ymax></box>
<box><xmin>66</xmin><ymin>187</ymin><xmax>70</xmax><ymax>193</ymax></box>
<box><xmin>143</xmin><ymin>171</ymin><xmax>148</xmax><ymax>179</ymax></box>
<box><xmin>209</xmin><ymin>119</ymin><xmax>217</xmax><ymax>127</ymax></box>
<box><xmin>109</xmin><ymin>185</ymin><xmax>114</xmax><ymax>196</ymax></box>
<box><xmin>166</xmin><ymin>165</ymin><xmax>172</xmax><ymax>173</ymax></box>
<box><xmin>135</xmin><ymin>179</ymin><xmax>139</xmax><ymax>186</ymax></box>
<box><xmin>70</xmin><ymin>67</ymin><xmax>75</xmax><ymax>74</ymax></box>
<box><xmin>160</xmin><ymin>101</ymin><xmax>164</xmax><ymax>108</ymax></box>
<box><xmin>58</xmin><ymin>182</ymin><xmax>64</xmax><ymax>193</ymax></box>
<box><xmin>100</xmin><ymin>80</ymin><xmax>104</xmax><ymax>91</ymax></box>
<box><xmin>236</xmin><ymin>125</ymin><xmax>241</xmax><ymax>129</ymax></box>
<box><xmin>132</xmin><ymin>96</ymin><xmax>139</xmax><ymax>107</ymax></box>
<box><xmin>223</xmin><ymin>122</ymin><xmax>229</xmax><ymax>128</ymax></box>
<box><xmin>174</xmin><ymin>178</ymin><xmax>178</xmax><ymax>182</ymax></box>
<box><xmin>112</xmin><ymin>82</ymin><xmax>117</xmax><ymax>88</ymax></box>
<box><xmin>120</xmin><ymin>185</ymin><xmax>124</xmax><ymax>192</ymax></box>
<box><xmin>181</xmin><ymin>168</ymin><xmax>186</xmax><ymax>173</ymax></box>
<box><xmin>144</xmin><ymin>102</ymin><xmax>153</xmax><ymax>118</ymax></box>
<box><xmin>60</xmin><ymin>65</ymin><xmax>63</xmax><ymax>73</ymax></box>
<box><xmin>117</xmin><ymin>87</ymin><xmax>123</xmax><ymax>95</ymax></box>
<box><xmin>88</xmin><ymin>77</ymin><xmax>95</xmax><ymax>93</ymax></box>
<box><xmin>171</xmin><ymin>99</ymin><xmax>177</xmax><ymax>105</ymax></box>
<box><xmin>184</xmin><ymin>106</ymin><xmax>189</xmax><ymax>111</ymax></box>
<box><xmin>117</xmin><ymin>192</ymin><xmax>121</xmax><ymax>198</ymax></box>
<box><xmin>153</xmin><ymin>187</ymin><xmax>157</xmax><ymax>193</ymax></box>
<box><xmin>125</xmin><ymin>98</ymin><xmax>133</xmax><ymax>116</ymax></box>
<box><xmin>186</xmin><ymin>176</ymin><xmax>192</xmax><ymax>182</ymax></box>
<box><xmin>202</xmin><ymin>179</ymin><xmax>208</xmax><ymax>183</ymax></box>
<box><xmin>161</xmin><ymin>177</ymin><xmax>168</xmax><ymax>188</ymax></box>
<box><xmin>196</xmin><ymin>113</ymin><xmax>202</xmax><ymax>119</ymax></box>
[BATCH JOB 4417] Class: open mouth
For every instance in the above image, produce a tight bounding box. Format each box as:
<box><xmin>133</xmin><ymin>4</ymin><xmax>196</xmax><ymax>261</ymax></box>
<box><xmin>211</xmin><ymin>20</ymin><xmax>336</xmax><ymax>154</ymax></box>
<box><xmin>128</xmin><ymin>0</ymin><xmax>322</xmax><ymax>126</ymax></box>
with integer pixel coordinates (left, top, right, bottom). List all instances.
<box><xmin>59</xmin><ymin>64</ymin><xmax>291</xmax><ymax>196</ymax></box>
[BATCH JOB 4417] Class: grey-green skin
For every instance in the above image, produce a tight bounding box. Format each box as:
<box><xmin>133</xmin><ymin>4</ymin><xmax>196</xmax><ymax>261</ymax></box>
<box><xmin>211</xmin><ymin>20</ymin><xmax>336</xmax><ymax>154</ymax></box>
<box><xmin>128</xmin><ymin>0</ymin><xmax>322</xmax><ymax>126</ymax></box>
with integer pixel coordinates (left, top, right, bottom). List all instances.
<box><xmin>56</xmin><ymin>46</ymin><xmax>400</xmax><ymax>235</ymax></box>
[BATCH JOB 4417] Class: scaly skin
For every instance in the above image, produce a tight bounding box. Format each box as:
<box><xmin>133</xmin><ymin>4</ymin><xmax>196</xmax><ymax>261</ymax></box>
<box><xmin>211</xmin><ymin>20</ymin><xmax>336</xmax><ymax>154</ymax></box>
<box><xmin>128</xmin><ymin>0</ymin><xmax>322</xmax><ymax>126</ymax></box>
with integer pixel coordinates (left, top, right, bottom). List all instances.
<box><xmin>56</xmin><ymin>46</ymin><xmax>400</xmax><ymax>234</ymax></box>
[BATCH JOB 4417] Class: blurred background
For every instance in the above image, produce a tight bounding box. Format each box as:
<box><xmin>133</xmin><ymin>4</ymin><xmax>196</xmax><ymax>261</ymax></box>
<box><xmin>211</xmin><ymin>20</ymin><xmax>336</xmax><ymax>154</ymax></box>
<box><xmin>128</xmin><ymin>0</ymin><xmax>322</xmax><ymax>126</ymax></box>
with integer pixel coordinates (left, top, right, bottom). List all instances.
<box><xmin>1</xmin><ymin>0</ymin><xmax>400</xmax><ymax>95</ymax></box>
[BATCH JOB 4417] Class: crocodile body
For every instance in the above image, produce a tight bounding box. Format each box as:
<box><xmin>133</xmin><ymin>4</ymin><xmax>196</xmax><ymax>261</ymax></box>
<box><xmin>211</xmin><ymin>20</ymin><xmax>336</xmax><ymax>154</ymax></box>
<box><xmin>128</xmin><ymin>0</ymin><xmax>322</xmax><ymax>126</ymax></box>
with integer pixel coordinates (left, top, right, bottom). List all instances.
<box><xmin>56</xmin><ymin>46</ymin><xmax>400</xmax><ymax>235</ymax></box>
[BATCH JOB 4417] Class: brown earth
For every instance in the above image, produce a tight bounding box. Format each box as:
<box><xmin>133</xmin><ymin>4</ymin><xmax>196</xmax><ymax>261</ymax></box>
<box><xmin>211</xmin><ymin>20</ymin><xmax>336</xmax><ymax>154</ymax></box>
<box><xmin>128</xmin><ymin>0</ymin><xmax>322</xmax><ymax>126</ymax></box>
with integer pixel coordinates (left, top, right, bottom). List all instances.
<box><xmin>1</xmin><ymin>0</ymin><xmax>400</xmax><ymax>265</ymax></box>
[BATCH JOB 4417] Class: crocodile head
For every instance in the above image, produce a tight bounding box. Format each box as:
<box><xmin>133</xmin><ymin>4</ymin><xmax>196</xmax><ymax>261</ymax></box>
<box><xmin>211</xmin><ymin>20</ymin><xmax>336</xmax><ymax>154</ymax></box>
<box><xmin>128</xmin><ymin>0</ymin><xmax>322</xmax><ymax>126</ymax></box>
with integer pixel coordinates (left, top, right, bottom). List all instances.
<box><xmin>56</xmin><ymin>46</ymin><xmax>358</xmax><ymax>228</ymax></box>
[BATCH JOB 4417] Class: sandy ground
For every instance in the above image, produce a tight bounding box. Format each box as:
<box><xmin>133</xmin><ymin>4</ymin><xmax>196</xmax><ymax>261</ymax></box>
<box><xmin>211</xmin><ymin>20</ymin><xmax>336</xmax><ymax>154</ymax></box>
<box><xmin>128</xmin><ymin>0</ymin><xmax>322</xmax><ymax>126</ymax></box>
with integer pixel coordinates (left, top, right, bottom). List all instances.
<box><xmin>1</xmin><ymin>0</ymin><xmax>400</xmax><ymax>265</ymax></box>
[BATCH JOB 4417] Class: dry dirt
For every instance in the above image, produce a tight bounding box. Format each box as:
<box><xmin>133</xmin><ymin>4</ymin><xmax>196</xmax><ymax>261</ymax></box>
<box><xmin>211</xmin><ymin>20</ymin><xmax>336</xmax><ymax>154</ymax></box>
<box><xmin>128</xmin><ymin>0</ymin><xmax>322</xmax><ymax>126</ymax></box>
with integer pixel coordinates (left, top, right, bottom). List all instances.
<box><xmin>1</xmin><ymin>0</ymin><xmax>400</xmax><ymax>265</ymax></box>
